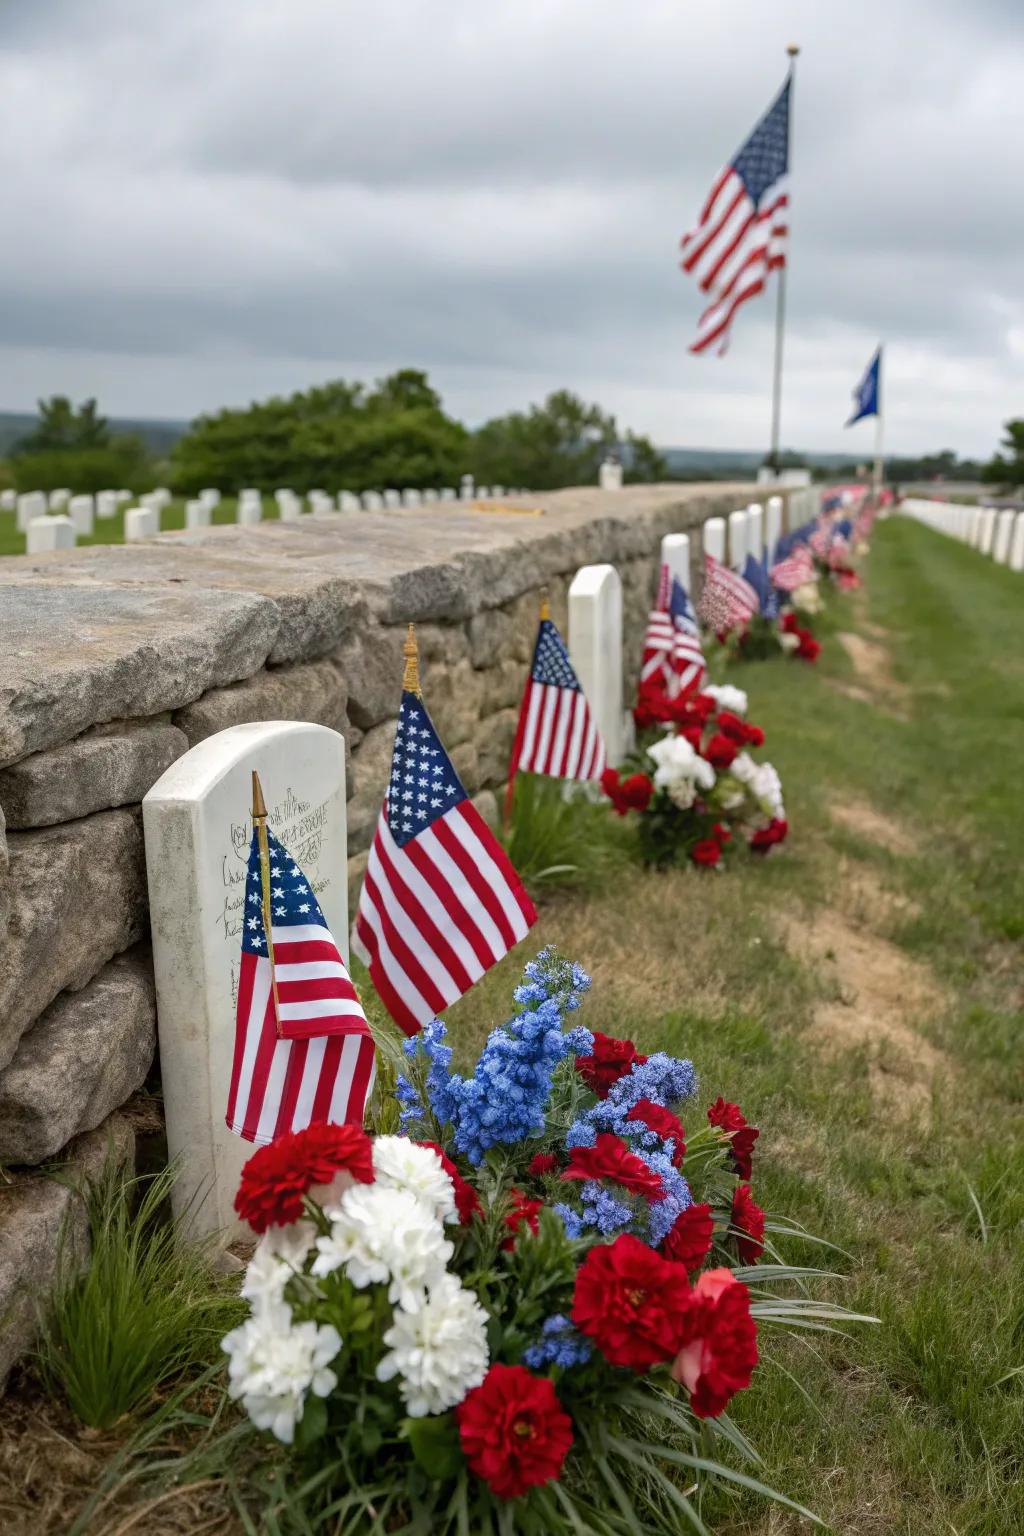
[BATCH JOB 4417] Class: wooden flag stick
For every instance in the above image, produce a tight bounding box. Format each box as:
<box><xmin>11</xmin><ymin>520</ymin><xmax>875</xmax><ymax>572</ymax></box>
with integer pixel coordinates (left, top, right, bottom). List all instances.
<box><xmin>252</xmin><ymin>770</ymin><xmax>283</xmax><ymax>1038</ymax></box>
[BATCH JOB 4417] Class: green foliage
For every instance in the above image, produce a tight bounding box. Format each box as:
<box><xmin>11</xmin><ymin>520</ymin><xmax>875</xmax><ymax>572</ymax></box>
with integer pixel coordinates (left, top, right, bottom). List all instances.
<box><xmin>11</xmin><ymin>395</ymin><xmax>110</xmax><ymax>455</ymax></box>
<box><xmin>471</xmin><ymin>389</ymin><xmax>666</xmax><ymax>491</ymax></box>
<box><xmin>11</xmin><ymin>439</ymin><xmax>154</xmax><ymax>494</ymax></box>
<box><xmin>503</xmin><ymin>772</ymin><xmax>629</xmax><ymax>889</ymax></box>
<box><xmin>171</xmin><ymin>370</ymin><xmax>469</xmax><ymax>495</ymax></box>
<box><xmin>982</xmin><ymin>418</ymin><xmax>1024</xmax><ymax>487</ymax></box>
<box><xmin>37</xmin><ymin>1159</ymin><xmax>244</xmax><ymax>1430</ymax></box>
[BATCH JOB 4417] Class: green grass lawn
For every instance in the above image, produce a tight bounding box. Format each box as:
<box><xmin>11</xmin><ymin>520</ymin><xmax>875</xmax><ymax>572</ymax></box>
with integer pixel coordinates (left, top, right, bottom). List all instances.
<box><xmin>2</xmin><ymin>517</ymin><xmax>1022</xmax><ymax>1534</ymax></box>
<box><xmin>0</xmin><ymin>496</ymin><xmax>277</xmax><ymax>556</ymax></box>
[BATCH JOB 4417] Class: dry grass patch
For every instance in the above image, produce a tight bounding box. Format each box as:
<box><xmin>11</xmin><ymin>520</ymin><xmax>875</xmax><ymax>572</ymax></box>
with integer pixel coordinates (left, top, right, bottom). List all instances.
<box><xmin>829</xmin><ymin>799</ymin><xmax>916</xmax><ymax>856</ymax></box>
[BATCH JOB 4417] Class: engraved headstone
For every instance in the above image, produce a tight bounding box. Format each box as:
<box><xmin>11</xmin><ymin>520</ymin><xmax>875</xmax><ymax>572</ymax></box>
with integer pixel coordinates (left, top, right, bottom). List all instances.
<box><xmin>125</xmin><ymin>505</ymin><xmax>159</xmax><ymax>541</ymax></box>
<box><xmin>68</xmin><ymin>494</ymin><xmax>95</xmax><ymax>538</ymax></box>
<box><xmin>728</xmin><ymin>509</ymin><xmax>749</xmax><ymax>570</ymax></box>
<box><xmin>26</xmin><ymin>515</ymin><xmax>76</xmax><ymax>553</ymax></box>
<box><xmin>568</xmin><ymin>564</ymin><xmax>624</xmax><ymax>768</ymax></box>
<box><xmin>745</xmin><ymin>502</ymin><xmax>764</xmax><ymax>564</ymax></box>
<box><xmin>702</xmin><ymin>516</ymin><xmax>726</xmax><ymax>564</ymax></box>
<box><xmin>660</xmin><ymin>532</ymin><xmax>691</xmax><ymax>593</ymax></box>
<box><xmin>993</xmin><ymin>509</ymin><xmax>1015</xmax><ymax>565</ymax></box>
<box><xmin>185</xmin><ymin>498</ymin><xmax>211</xmax><ymax>530</ymax></box>
<box><xmin>765</xmin><ymin>495</ymin><xmax>783</xmax><ymax>560</ymax></box>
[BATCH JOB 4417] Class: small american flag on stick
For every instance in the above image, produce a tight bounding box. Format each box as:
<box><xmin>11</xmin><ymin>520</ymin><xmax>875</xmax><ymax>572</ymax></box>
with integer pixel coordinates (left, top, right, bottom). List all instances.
<box><xmin>681</xmin><ymin>74</ymin><xmax>791</xmax><ymax>356</ymax></box>
<box><xmin>770</xmin><ymin>544</ymin><xmax>816</xmax><ymax>592</ymax></box>
<box><xmin>353</xmin><ymin>627</ymin><xmax>536</xmax><ymax>1037</ymax></box>
<box><xmin>640</xmin><ymin>564</ymin><xmax>707</xmax><ymax>701</ymax></box>
<box><xmin>226</xmin><ymin>774</ymin><xmax>375</xmax><ymax>1146</ymax></box>
<box><xmin>700</xmin><ymin>553</ymin><xmax>759</xmax><ymax>632</ymax></box>
<box><xmin>507</xmin><ymin>603</ymin><xmax>607</xmax><ymax>808</ymax></box>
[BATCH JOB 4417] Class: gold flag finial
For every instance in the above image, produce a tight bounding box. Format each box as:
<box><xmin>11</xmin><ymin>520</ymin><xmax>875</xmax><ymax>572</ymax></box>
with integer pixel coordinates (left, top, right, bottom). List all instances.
<box><xmin>539</xmin><ymin>591</ymin><xmax>550</xmax><ymax>622</ymax></box>
<box><xmin>251</xmin><ymin>769</ymin><xmax>268</xmax><ymax>821</ymax></box>
<box><xmin>402</xmin><ymin>623</ymin><xmax>421</xmax><ymax>695</ymax></box>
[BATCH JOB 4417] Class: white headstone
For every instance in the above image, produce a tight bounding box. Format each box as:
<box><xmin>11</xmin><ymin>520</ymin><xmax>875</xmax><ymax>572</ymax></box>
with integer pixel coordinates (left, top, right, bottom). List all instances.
<box><xmin>115</xmin><ymin>489</ymin><xmax>132</xmax><ymax>505</ymax></box>
<box><xmin>125</xmin><ymin>505</ymin><xmax>159</xmax><ymax>541</ymax></box>
<box><xmin>200</xmin><ymin>488</ymin><xmax>221</xmax><ymax>510</ymax></box>
<box><xmin>702</xmin><ymin>516</ymin><xmax>726</xmax><ymax>564</ymax></box>
<box><xmin>476</xmin><ymin>486</ymin><xmax>491</xmax><ymax>500</ymax></box>
<box><xmin>383</xmin><ymin>489</ymin><xmax>401</xmax><ymax>509</ymax></box>
<box><xmin>96</xmin><ymin>489</ymin><xmax>118</xmax><ymax>519</ymax></box>
<box><xmin>598</xmin><ymin>458</ymin><xmax>623</xmax><ymax>492</ymax></box>
<box><xmin>765</xmin><ymin>495</ymin><xmax>783</xmax><ymax>560</ymax></box>
<box><xmin>362</xmin><ymin>491</ymin><xmax>384</xmax><ymax>511</ymax></box>
<box><xmin>401</xmin><ymin>489</ymin><xmax>421</xmax><ymax>508</ymax></box>
<box><xmin>338</xmin><ymin>491</ymin><xmax>361</xmax><ymax>512</ymax></box>
<box><xmin>1009</xmin><ymin>512</ymin><xmax>1024</xmax><ymax>573</ymax></box>
<box><xmin>68</xmin><ymin>494</ymin><xmax>95</xmax><ymax>537</ymax></box>
<box><xmin>185</xmin><ymin>498</ymin><xmax>211</xmax><ymax>530</ymax></box>
<box><xmin>745</xmin><ymin>503</ymin><xmax>764</xmax><ymax>564</ymax></box>
<box><xmin>152</xmin><ymin>486</ymin><xmax>173</xmax><ymax>509</ymax></box>
<box><xmin>978</xmin><ymin>507</ymin><xmax>997</xmax><ymax>555</ymax></box>
<box><xmin>48</xmin><ymin>488</ymin><xmax>71</xmax><ymax>511</ymax></box>
<box><xmin>422</xmin><ymin>489</ymin><xmax>439</xmax><ymax>504</ymax></box>
<box><xmin>143</xmin><ymin>721</ymin><xmax>350</xmax><ymax>1235</ymax></box>
<box><xmin>460</xmin><ymin>474</ymin><xmax>474</xmax><ymax>501</ymax></box>
<box><xmin>728</xmin><ymin>509</ymin><xmax>749</xmax><ymax>570</ymax></box>
<box><xmin>27</xmin><ymin>514</ymin><xmax>76</xmax><ymax>553</ymax></box>
<box><xmin>441</xmin><ymin>488</ymin><xmax>456</xmax><ymax>501</ymax></box>
<box><xmin>278</xmin><ymin>496</ymin><xmax>304</xmax><ymax>522</ymax></box>
<box><xmin>0</xmin><ymin>488</ymin><xmax>16</xmax><ymax>512</ymax></box>
<box><xmin>16</xmin><ymin>492</ymin><xmax>47</xmax><ymax>533</ymax></box>
<box><xmin>238</xmin><ymin>497</ymin><xmax>263</xmax><ymax>526</ymax></box>
<box><xmin>568</xmin><ymin>564</ymin><xmax>624</xmax><ymax>768</ymax></box>
<box><xmin>491</xmin><ymin>484</ymin><xmax>505</xmax><ymax>498</ymax></box>
<box><xmin>993</xmin><ymin>509</ymin><xmax>1015</xmax><ymax>565</ymax></box>
<box><xmin>660</xmin><ymin>532</ymin><xmax>691</xmax><ymax>593</ymax></box>
<box><xmin>309</xmin><ymin>492</ymin><xmax>335</xmax><ymax>515</ymax></box>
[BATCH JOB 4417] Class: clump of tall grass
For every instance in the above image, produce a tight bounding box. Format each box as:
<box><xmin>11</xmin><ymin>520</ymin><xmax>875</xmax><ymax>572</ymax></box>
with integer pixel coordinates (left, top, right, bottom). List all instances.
<box><xmin>503</xmin><ymin>772</ymin><xmax>629</xmax><ymax>890</ymax></box>
<box><xmin>37</xmin><ymin>1160</ymin><xmax>244</xmax><ymax>1430</ymax></box>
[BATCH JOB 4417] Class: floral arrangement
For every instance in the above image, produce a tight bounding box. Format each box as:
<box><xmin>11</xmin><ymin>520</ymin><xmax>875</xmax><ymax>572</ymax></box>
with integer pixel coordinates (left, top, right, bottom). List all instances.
<box><xmin>604</xmin><ymin>683</ymin><xmax>788</xmax><ymax>868</ymax></box>
<box><xmin>714</xmin><ymin>608</ymin><xmax>821</xmax><ymax>665</ymax></box>
<box><xmin>220</xmin><ymin>951</ymin><xmax>862</xmax><ymax>1533</ymax></box>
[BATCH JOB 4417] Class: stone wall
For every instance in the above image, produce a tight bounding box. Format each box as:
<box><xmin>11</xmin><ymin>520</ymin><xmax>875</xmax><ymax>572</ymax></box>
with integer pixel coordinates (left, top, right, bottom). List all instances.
<box><xmin>0</xmin><ymin>482</ymin><xmax>773</xmax><ymax>1381</ymax></box>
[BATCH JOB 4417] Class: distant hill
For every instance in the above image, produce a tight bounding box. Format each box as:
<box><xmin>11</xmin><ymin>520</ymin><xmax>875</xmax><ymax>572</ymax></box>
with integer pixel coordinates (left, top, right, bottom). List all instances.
<box><xmin>659</xmin><ymin>446</ymin><xmax>856</xmax><ymax>478</ymax></box>
<box><xmin>0</xmin><ymin>411</ymin><xmax>190</xmax><ymax>456</ymax></box>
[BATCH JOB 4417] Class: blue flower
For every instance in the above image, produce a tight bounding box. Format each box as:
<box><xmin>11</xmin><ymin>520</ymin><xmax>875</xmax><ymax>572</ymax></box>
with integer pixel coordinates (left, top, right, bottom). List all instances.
<box><xmin>523</xmin><ymin>1314</ymin><xmax>592</xmax><ymax>1370</ymax></box>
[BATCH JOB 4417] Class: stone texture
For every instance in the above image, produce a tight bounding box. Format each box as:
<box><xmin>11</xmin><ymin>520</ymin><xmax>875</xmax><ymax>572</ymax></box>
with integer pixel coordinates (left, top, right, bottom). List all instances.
<box><xmin>475</xmin><ymin>707</ymin><xmax>520</xmax><ymax>788</ymax></box>
<box><xmin>0</xmin><ymin>1113</ymin><xmax>135</xmax><ymax>1388</ymax></box>
<box><xmin>0</xmin><ymin>949</ymin><xmax>155</xmax><ymax>1165</ymax></box>
<box><xmin>334</xmin><ymin>627</ymin><xmax>405</xmax><ymax>731</ymax></box>
<box><xmin>0</xmin><ymin>584</ymin><xmax>279</xmax><ymax>768</ymax></box>
<box><xmin>174</xmin><ymin>656</ymin><xmax>350</xmax><ymax>747</ymax></box>
<box><xmin>0</xmin><ymin>800</ymin><xmax>7</xmax><ymax>936</ymax></box>
<box><xmin>0</xmin><ymin>810</ymin><xmax>148</xmax><ymax>1070</ymax></box>
<box><xmin>0</xmin><ymin>718</ymin><xmax>187</xmax><ymax>829</ymax></box>
<box><xmin>420</xmin><ymin>659</ymin><xmax>486</xmax><ymax>748</ymax></box>
<box><xmin>347</xmin><ymin>719</ymin><xmax>397</xmax><ymax>851</ymax></box>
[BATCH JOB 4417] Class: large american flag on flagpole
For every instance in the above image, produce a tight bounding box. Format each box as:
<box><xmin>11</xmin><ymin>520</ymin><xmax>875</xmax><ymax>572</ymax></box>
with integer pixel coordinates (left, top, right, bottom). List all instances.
<box><xmin>353</xmin><ymin>672</ymin><xmax>536</xmax><ymax>1037</ymax></box>
<box><xmin>700</xmin><ymin>553</ymin><xmax>759</xmax><ymax>631</ymax></box>
<box><xmin>507</xmin><ymin>616</ymin><xmax>607</xmax><ymax>789</ymax></box>
<box><xmin>640</xmin><ymin>564</ymin><xmax>707</xmax><ymax>700</ymax></box>
<box><xmin>226</xmin><ymin>828</ymin><xmax>375</xmax><ymax>1145</ymax></box>
<box><xmin>681</xmin><ymin>74</ymin><xmax>791</xmax><ymax>355</ymax></box>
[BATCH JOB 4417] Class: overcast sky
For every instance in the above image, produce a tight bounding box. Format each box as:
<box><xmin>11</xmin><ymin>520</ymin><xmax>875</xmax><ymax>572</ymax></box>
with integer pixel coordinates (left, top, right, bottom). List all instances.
<box><xmin>1</xmin><ymin>0</ymin><xmax>1021</xmax><ymax>456</ymax></box>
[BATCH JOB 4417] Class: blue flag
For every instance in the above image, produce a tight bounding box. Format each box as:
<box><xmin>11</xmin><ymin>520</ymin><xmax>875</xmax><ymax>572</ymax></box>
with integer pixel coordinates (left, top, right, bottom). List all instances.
<box><xmin>846</xmin><ymin>346</ymin><xmax>881</xmax><ymax>426</ymax></box>
<box><xmin>742</xmin><ymin>553</ymin><xmax>780</xmax><ymax>619</ymax></box>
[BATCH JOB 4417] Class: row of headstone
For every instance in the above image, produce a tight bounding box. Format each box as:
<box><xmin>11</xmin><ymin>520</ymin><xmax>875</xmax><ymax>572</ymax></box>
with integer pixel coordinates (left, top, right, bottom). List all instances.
<box><xmin>700</xmin><ymin>496</ymin><xmax>784</xmax><ymax>571</ymax></box>
<box><xmin>900</xmin><ymin>497</ymin><xmax>1024</xmax><ymax>573</ymax></box>
<box><xmin>6</xmin><ymin>486</ymin><xmax>130</xmax><ymax>533</ymax></box>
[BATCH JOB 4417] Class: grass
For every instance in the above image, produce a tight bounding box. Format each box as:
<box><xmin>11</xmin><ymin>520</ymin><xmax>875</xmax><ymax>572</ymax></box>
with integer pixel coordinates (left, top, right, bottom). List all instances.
<box><xmin>1</xmin><ymin>516</ymin><xmax>1022</xmax><ymax>1533</ymax></box>
<box><xmin>0</xmin><ymin>496</ymin><xmax>273</xmax><ymax>556</ymax></box>
<box><xmin>502</xmin><ymin>772</ymin><xmax>632</xmax><ymax>889</ymax></box>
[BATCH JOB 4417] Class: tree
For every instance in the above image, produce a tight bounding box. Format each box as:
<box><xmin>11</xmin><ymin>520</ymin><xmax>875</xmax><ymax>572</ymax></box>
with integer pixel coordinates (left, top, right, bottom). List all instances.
<box><xmin>9</xmin><ymin>395</ymin><xmax>153</xmax><ymax>493</ymax></box>
<box><xmin>170</xmin><ymin>371</ymin><xmax>468</xmax><ymax>494</ymax></box>
<box><xmin>12</xmin><ymin>396</ymin><xmax>110</xmax><ymax>455</ymax></box>
<box><xmin>983</xmin><ymin>420</ymin><xmax>1024</xmax><ymax>488</ymax></box>
<box><xmin>470</xmin><ymin>390</ymin><xmax>665</xmax><ymax>491</ymax></box>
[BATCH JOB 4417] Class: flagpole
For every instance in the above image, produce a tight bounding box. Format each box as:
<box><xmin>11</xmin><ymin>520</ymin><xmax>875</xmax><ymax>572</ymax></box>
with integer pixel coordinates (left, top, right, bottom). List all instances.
<box><xmin>873</xmin><ymin>346</ymin><xmax>885</xmax><ymax>499</ymax></box>
<box><xmin>768</xmin><ymin>43</ymin><xmax>799</xmax><ymax>474</ymax></box>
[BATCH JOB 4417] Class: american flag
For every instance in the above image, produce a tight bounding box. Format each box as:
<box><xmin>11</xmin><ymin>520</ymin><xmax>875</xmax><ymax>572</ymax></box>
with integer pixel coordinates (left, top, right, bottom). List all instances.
<box><xmin>700</xmin><ymin>553</ymin><xmax>759</xmax><ymax>631</ymax></box>
<box><xmin>681</xmin><ymin>74</ymin><xmax>791</xmax><ymax>355</ymax></box>
<box><xmin>770</xmin><ymin>543</ymin><xmax>816</xmax><ymax>592</ymax></box>
<box><xmin>640</xmin><ymin>564</ymin><xmax>707</xmax><ymax>700</ymax></box>
<box><xmin>508</xmin><ymin>617</ymin><xmax>606</xmax><ymax>788</ymax></box>
<box><xmin>352</xmin><ymin>686</ymin><xmax>536</xmax><ymax>1037</ymax></box>
<box><xmin>226</xmin><ymin>828</ymin><xmax>375</xmax><ymax>1146</ymax></box>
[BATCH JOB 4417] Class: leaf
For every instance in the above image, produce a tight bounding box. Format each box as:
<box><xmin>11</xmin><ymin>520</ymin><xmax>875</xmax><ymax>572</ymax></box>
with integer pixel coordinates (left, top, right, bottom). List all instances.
<box><xmin>404</xmin><ymin>1413</ymin><xmax>464</xmax><ymax>1483</ymax></box>
<box><xmin>293</xmin><ymin>1393</ymin><xmax>329</xmax><ymax>1451</ymax></box>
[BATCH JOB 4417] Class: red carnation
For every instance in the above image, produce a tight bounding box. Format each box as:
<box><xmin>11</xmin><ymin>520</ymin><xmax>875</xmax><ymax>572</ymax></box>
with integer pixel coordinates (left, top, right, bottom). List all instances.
<box><xmin>601</xmin><ymin>768</ymin><xmax>654</xmax><ymax>816</ymax></box>
<box><xmin>662</xmin><ymin>1202</ymin><xmax>715</xmax><ymax>1270</ymax></box>
<box><xmin>573</xmin><ymin>1233</ymin><xmax>691</xmax><ymax>1370</ymax></box>
<box><xmin>743</xmin><ymin>722</ymin><xmax>766</xmax><ymax>748</ymax></box>
<box><xmin>691</xmin><ymin>838</ymin><xmax>722</xmax><ymax>867</ymax></box>
<box><xmin>234</xmin><ymin>1123</ymin><xmax>374</xmax><ymax>1234</ymax></box>
<box><xmin>715</xmin><ymin>709</ymin><xmax>749</xmax><ymax>744</ymax></box>
<box><xmin>456</xmin><ymin>1363</ymin><xmax>573</xmax><ymax>1500</ymax></box>
<box><xmin>501</xmin><ymin>1187</ymin><xmax>543</xmax><ymax>1252</ymax></box>
<box><xmin>576</xmin><ymin>1031</ymin><xmax>647</xmax><ymax>1098</ymax></box>
<box><xmin>528</xmin><ymin>1151</ymin><xmax>558</xmax><ymax>1177</ymax></box>
<box><xmin>626</xmin><ymin>1099</ymin><xmax>686</xmax><ymax>1166</ymax></box>
<box><xmin>711</xmin><ymin>822</ymin><xmax>732</xmax><ymax>845</ymax></box>
<box><xmin>671</xmin><ymin>1268</ymin><xmax>759</xmax><ymax>1417</ymax></box>
<box><xmin>781</xmin><ymin>611</ymin><xmax>800</xmax><ymax>634</ymax></box>
<box><xmin>561</xmin><ymin>1133</ymin><xmax>665</xmax><ymax>1201</ymax></box>
<box><xmin>634</xmin><ymin>683</ymin><xmax>675</xmax><ymax>731</ymax></box>
<box><xmin>679</xmin><ymin>723</ymin><xmax>704</xmax><ymax>751</ymax></box>
<box><xmin>750</xmin><ymin>817</ymin><xmax>788</xmax><ymax>854</ymax></box>
<box><xmin>704</xmin><ymin>732</ymin><xmax>738</xmax><ymax>770</ymax></box>
<box><xmin>731</xmin><ymin>1184</ymin><xmax>766</xmax><ymax>1265</ymax></box>
<box><xmin>416</xmin><ymin>1140</ymin><xmax>481</xmax><ymax>1225</ymax></box>
<box><xmin>707</xmin><ymin>1098</ymin><xmax>759</xmax><ymax>1180</ymax></box>
<box><xmin>797</xmin><ymin>632</ymin><xmax>821</xmax><ymax>662</ymax></box>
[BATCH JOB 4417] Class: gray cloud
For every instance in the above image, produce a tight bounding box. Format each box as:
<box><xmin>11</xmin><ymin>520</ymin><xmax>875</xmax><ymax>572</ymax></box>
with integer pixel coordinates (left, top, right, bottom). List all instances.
<box><xmin>0</xmin><ymin>0</ymin><xmax>1021</xmax><ymax>456</ymax></box>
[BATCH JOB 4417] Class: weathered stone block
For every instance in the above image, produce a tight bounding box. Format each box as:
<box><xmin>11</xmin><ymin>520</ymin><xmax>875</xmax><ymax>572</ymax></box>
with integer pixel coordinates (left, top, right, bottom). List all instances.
<box><xmin>416</xmin><ymin>623</ymin><xmax>471</xmax><ymax>668</ymax></box>
<box><xmin>0</xmin><ymin>811</ymin><xmax>148</xmax><ymax>1070</ymax></box>
<box><xmin>475</xmin><ymin>707</ymin><xmax>519</xmax><ymax>787</ymax></box>
<box><xmin>0</xmin><ymin>1113</ymin><xmax>135</xmax><ymax>1388</ymax></box>
<box><xmin>334</xmin><ymin>628</ymin><xmax>404</xmax><ymax>731</ymax></box>
<box><xmin>173</xmin><ymin>657</ymin><xmax>349</xmax><ymax>747</ymax></box>
<box><xmin>0</xmin><ymin>801</ymin><xmax>7</xmax><ymax>936</ymax></box>
<box><xmin>0</xmin><ymin>949</ymin><xmax>155</xmax><ymax>1166</ymax></box>
<box><xmin>422</xmin><ymin>660</ymin><xmax>486</xmax><ymax>748</ymax></box>
<box><xmin>0</xmin><ymin>719</ymin><xmax>187</xmax><ymax>829</ymax></box>
<box><xmin>347</xmin><ymin>719</ymin><xmax>396</xmax><ymax>852</ymax></box>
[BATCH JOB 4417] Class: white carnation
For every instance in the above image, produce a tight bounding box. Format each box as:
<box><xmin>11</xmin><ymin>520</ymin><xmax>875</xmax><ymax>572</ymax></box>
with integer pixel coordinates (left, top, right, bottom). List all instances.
<box><xmin>729</xmin><ymin>750</ymin><xmax>757</xmax><ymax>785</ymax></box>
<box><xmin>648</xmin><ymin>734</ymin><xmax>716</xmax><ymax>793</ymax></box>
<box><xmin>751</xmin><ymin>760</ymin><xmax>785</xmax><ymax>818</ymax></box>
<box><xmin>702</xmin><ymin>683</ymin><xmax>748</xmax><ymax>716</ymax></box>
<box><xmin>376</xmin><ymin>1273</ymin><xmax>489</xmax><ymax>1417</ymax></box>
<box><xmin>667</xmin><ymin>779</ymin><xmax>696</xmax><ymax>810</ymax></box>
<box><xmin>312</xmin><ymin>1184</ymin><xmax>453</xmax><ymax>1310</ymax></box>
<box><xmin>222</xmin><ymin>1301</ymin><xmax>341</xmax><ymax>1444</ymax></box>
<box><xmin>779</xmin><ymin>630</ymin><xmax>800</xmax><ymax>653</ymax></box>
<box><xmin>372</xmin><ymin>1136</ymin><xmax>457</xmax><ymax>1225</ymax></box>
<box><xmin>241</xmin><ymin>1221</ymin><xmax>316</xmax><ymax>1309</ymax></box>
